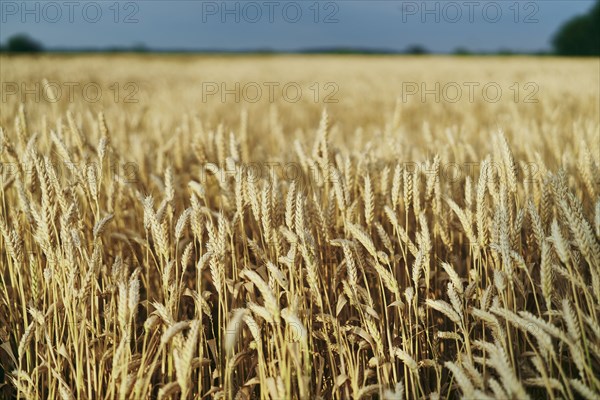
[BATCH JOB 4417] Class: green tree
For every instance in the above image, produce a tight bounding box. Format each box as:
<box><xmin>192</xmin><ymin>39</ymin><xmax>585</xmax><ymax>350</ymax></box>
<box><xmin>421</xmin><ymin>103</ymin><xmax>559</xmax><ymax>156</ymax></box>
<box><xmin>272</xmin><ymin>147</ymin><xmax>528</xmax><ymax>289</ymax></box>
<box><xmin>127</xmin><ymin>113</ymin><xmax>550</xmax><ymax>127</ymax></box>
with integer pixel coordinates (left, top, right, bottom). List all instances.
<box><xmin>552</xmin><ymin>0</ymin><xmax>600</xmax><ymax>56</ymax></box>
<box><xmin>405</xmin><ymin>45</ymin><xmax>429</xmax><ymax>55</ymax></box>
<box><xmin>6</xmin><ymin>34</ymin><xmax>44</xmax><ymax>53</ymax></box>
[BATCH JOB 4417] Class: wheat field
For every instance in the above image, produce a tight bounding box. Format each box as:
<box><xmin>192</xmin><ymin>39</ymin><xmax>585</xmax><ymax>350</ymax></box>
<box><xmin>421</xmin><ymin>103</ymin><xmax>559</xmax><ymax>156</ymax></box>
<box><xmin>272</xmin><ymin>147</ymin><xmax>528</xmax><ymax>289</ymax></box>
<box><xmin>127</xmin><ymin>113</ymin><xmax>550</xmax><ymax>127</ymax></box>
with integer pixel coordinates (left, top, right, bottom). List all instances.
<box><xmin>0</xmin><ymin>55</ymin><xmax>599</xmax><ymax>399</ymax></box>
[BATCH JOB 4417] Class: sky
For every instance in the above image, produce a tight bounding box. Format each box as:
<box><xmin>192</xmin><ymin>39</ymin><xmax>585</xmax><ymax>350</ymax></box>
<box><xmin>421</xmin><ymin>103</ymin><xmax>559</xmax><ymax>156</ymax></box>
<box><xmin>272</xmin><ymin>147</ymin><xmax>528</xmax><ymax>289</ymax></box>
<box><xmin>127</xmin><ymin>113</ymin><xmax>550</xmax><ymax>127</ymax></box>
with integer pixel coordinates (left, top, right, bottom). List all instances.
<box><xmin>0</xmin><ymin>1</ymin><xmax>596</xmax><ymax>52</ymax></box>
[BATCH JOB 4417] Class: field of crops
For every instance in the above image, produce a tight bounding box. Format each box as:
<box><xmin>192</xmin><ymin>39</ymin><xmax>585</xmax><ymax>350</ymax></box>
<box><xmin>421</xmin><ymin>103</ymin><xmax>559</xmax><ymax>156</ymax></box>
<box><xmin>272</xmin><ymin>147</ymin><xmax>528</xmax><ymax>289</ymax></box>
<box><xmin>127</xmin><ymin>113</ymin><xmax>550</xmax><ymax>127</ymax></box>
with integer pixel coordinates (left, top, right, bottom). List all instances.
<box><xmin>1</xmin><ymin>55</ymin><xmax>599</xmax><ymax>399</ymax></box>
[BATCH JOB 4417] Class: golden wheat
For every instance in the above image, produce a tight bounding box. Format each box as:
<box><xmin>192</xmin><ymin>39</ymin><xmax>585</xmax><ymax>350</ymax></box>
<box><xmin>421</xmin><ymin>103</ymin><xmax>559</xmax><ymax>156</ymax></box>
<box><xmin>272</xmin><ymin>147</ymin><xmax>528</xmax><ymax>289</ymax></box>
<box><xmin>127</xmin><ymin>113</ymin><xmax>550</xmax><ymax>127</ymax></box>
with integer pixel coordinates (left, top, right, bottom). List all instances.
<box><xmin>0</xmin><ymin>54</ymin><xmax>598</xmax><ymax>400</ymax></box>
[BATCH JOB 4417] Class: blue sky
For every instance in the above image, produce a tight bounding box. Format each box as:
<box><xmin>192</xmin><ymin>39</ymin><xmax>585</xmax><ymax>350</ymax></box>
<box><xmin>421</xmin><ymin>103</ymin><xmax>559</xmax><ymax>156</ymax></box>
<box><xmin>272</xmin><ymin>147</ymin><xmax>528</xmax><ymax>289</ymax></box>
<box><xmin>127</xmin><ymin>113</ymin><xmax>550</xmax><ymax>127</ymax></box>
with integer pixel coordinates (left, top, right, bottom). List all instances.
<box><xmin>0</xmin><ymin>1</ymin><xmax>596</xmax><ymax>52</ymax></box>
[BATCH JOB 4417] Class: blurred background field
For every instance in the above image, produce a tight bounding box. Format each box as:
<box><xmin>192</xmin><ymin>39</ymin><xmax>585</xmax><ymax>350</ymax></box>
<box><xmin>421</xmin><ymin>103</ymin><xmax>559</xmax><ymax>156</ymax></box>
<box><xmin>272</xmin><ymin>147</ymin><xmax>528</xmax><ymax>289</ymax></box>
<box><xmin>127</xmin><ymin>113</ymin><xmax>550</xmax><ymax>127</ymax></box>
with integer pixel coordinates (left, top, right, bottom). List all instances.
<box><xmin>1</xmin><ymin>55</ymin><xmax>598</xmax><ymax>163</ymax></box>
